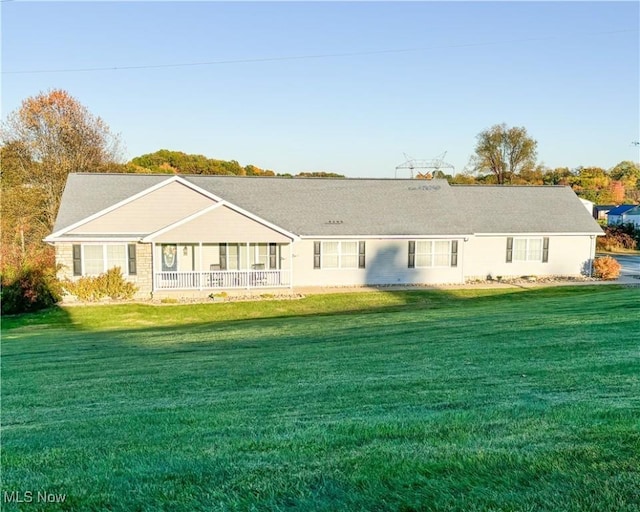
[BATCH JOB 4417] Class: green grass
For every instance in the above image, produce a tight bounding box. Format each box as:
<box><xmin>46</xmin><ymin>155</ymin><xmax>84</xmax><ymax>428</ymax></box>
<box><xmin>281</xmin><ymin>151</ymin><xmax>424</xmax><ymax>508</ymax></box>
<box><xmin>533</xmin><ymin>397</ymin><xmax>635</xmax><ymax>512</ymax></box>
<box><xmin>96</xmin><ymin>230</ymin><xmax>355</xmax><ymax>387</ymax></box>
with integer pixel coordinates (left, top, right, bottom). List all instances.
<box><xmin>2</xmin><ymin>286</ymin><xmax>639</xmax><ymax>511</ymax></box>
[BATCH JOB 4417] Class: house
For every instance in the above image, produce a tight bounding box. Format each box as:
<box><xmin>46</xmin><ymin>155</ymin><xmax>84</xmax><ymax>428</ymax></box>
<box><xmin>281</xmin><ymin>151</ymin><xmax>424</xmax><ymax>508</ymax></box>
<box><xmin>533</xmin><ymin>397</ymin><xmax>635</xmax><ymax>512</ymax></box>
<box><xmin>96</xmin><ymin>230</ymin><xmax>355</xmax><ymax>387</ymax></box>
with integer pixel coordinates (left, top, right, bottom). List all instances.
<box><xmin>45</xmin><ymin>174</ymin><xmax>604</xmax><ymax>298</ymax></box>
<box><xmin>578</xmin><ymin>198</ymin><xmax>594</xmax><ymax>217</ymax></box>
<box><xmin>593</xmin><ymin>204</ymin><xmax>617</xmax><ymax>221</ymax></box>
<box><xmin>607</xmin><ymin>204</ymin><xmax>640</xmax><ymax>227</ymax></box>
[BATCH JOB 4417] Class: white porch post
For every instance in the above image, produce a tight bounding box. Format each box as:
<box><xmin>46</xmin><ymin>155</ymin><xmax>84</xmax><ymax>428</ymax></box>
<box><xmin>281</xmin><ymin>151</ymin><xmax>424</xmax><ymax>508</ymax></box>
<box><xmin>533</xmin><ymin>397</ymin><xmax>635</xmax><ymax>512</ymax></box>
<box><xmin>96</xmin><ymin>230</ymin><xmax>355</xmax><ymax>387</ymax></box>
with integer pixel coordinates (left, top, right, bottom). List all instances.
<box><xmin>198</xmin><ymin>242</ymin><xmax>203</xmax><ymax>291</ymax></box>
<box><xmin>246</xmin><ymin>242</ymin><xmax>251</xmax><ymax>289</ymax></box>
<box><xmin>289</xmin><ymin>242</ymin><xmax>294</xmax><ymax>289</ymax></box>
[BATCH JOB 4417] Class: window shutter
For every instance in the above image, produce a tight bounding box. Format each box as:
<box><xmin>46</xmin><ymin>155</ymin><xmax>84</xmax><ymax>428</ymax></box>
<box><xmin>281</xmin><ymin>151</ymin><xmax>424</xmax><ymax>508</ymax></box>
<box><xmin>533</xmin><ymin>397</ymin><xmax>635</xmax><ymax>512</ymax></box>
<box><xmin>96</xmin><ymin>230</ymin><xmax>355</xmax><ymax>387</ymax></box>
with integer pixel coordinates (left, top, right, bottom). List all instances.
<box><xmin>408</xmin><ymin>241</ymin><xmax>416</xmax><ymax>268</ymax></box>
<box><xmin>219</xmin><ymin>243</ymin><xmax>227</xmax><ymax>270</ymax></box>
<box><xmin>451</xmin><ymin>240</ymin><xmax>458</xmax><ymax>267</ymax></box>
<box><xmin>313</xmin><ymin>241</ymin><xmax>321</xmax><ymax>269</ymax></box>
<box><xmin>358</xmin><ymin>241</ymin><xmax>366</xmax><ymax>269</ymax></box>
<box><xmin>506</xmin><ymin>237</ymin><xmax>513</xmax><ymax>263</ymax></box>
<box><xmin>542</xmin><ymin>237</ymin><xmax>550</xmax><ymax>263</ymax></box>
<box><xmin>127</xmin><ymin>244</ymin><xmax>137</xmax><ymax>275</ymax></box>
<box><xmin>269</xmin><ymin>243</ymin><xmax>277</xmax><ymax>269</ymax></box>
<box><xmin>72</xmin><ymin>244</ymin><xmax>82</xmax><ymax>276</ymax></box>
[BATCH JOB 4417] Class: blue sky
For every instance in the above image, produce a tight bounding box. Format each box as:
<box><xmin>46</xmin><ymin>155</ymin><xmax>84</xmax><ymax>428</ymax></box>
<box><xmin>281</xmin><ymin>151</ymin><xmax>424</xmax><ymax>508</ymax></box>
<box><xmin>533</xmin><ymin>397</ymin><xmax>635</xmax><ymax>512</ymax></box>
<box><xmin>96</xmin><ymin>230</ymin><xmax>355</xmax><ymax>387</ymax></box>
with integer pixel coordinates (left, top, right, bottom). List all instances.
<box><xmin>2</xmin><ymin>1</ymin><xmax>639</xmax><ymax>178</ymax></box>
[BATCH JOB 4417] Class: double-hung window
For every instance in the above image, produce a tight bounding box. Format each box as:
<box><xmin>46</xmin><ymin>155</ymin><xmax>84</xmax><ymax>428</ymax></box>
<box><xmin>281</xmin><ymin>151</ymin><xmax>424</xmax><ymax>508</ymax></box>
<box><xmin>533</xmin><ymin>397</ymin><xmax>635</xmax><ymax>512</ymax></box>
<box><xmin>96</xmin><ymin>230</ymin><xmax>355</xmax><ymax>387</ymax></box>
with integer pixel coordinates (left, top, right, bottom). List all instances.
<box><xmin>408</xmin><ymin>240</ymin><xmax>458</xmax><ymax>268</ymax></box>
<box><xmin>219</xmin><ymin>243</ymin><xmax>280</xmax><ymax>270</ymax></box>
<box><xmin>507</xmin><ymin>237</ymin><xmax>549</xmax><ymax>263</ymax></box>
<box><xmin>313</xmin><ymin>241</ymin><xmax>365</xmax><ymax>269</ymax></box>
<box><xmin>73</xmin><ymin>244</ymin><xmax>134</xmax><ymax>276</ymax></box>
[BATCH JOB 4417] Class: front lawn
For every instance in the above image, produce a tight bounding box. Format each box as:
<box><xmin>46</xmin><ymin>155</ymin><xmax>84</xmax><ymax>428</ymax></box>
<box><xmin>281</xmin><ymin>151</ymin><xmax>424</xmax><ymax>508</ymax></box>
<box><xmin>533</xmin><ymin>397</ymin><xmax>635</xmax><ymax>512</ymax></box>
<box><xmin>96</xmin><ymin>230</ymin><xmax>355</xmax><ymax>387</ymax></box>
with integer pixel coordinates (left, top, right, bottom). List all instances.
<box><xmin>2</xmin><ymin>286</ymin><xmax>639</xmax><ymax>511</ymax></box>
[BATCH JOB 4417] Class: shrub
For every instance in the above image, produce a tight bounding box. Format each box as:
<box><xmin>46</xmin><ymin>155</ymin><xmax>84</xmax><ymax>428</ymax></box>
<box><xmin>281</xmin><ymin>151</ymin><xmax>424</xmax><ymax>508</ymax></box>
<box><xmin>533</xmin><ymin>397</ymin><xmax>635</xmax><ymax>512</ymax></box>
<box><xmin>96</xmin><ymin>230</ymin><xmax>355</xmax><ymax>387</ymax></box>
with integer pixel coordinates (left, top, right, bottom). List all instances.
<box><xmin>64</xmin><ymin>267</ymin><xmax>137</xmax><ymax>302</ymax></box>
<box><xmin>593</xmin><ymin>256</ymin><xmax>621</xmax><ymax>280</ymax></box>
<box><xmin>1</xmin><ymin>264</ymin><xmax>62</xmax><ymax>315</ymax></box>
<box><xmin>100</xmin><ymin>267</ymin><xmax>137</xmax><ymax>300</ymax></box>
<box><xmin>597</xmin><ymin>225</ymin><xmax>638</xmax><ymax>252</ymax></box>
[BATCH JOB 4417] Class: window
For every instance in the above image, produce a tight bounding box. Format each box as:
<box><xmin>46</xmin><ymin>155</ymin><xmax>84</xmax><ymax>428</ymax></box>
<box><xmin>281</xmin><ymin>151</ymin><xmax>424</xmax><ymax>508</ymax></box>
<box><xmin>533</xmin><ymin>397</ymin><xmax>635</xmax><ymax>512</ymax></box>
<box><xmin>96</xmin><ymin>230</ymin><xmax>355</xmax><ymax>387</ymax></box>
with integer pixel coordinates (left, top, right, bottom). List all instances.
<box><xmin>74</xmin><ymin>244</ymin><xmax>132</xmax><ymax>276</ymax></box>
<box><xmin>409</xmin><ymin>240</ymin><xmax>457</xmax><ymax>268</ymax></box>
<box><xmin>314</xmin><ymin>241</ymin><xmax>365</xmax><ymax>269</ymax></box>
<box><xmin>219</xmin><ymin>243</ymin><xmax>280</xmax><ymax>270</ymax></box>
<box><xmin>84</xmin><ymin>245</ymin><xmax>106</xmax><ymax>275</ymax></box>
<box><xmin>227</xmin><ymin>244</ymin><xmax>240</xmax><ymax>270</ymax></box>
<box><xmin>507</xmin><ymin>237</ymin><xmax>549</xmax><ymax>262</ymax></box>
<box><xmin>250</xmin><ymin>243</ymin><xmax>269</xmax><ymax>268</ymax></box>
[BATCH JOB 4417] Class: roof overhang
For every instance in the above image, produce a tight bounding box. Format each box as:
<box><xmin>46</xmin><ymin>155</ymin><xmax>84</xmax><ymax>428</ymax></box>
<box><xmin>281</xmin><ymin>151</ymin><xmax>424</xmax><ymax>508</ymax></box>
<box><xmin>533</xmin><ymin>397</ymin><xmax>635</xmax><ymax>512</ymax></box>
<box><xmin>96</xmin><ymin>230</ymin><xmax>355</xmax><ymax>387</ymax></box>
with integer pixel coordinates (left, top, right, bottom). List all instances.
<box><xmin>473</xmin><ymin>232</ymin><xmax>604</xmax><ymax>237</ymax></box>
<box><xmin>298</xmin><ymin>234</ymin><xmax>472</xmax><ymax>240</ymax></box>
<box><xmin>44</xmin><ymin>236</ymin><xmax>144</xmax><ymax>243</ymax></box>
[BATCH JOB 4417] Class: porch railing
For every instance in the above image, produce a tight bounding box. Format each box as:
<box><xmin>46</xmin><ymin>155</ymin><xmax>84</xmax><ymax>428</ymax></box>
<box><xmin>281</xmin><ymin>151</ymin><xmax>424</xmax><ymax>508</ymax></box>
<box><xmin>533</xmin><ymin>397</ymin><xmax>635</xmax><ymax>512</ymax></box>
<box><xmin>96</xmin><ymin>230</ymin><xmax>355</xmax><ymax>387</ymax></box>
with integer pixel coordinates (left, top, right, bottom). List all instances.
<box><xmin>155</xmin><ymin>270</ymin><xmax>290</xmax><ymax>290</ymax></box>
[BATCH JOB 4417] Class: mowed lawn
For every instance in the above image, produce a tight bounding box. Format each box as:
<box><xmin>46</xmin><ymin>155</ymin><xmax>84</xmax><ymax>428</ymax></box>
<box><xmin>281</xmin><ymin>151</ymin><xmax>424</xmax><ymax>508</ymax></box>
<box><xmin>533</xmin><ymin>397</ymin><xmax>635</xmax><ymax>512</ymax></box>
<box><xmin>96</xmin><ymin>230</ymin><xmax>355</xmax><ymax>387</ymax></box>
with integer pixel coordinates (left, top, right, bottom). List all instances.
<box><xmin>2</xmin><ymin>286</ymin><xmax>639</xmax><ymax>511</ymax></box>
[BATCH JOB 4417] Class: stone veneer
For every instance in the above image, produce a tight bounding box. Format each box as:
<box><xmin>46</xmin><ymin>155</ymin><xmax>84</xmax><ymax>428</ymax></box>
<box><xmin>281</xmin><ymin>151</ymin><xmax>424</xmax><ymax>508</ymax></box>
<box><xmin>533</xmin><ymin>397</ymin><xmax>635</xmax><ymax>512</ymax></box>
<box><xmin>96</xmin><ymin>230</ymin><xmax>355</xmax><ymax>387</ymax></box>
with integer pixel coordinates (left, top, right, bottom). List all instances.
<box><xmin>56</xmin><ymin>242</ymin><xmax>153</xmax><ymax>300</ymax></box>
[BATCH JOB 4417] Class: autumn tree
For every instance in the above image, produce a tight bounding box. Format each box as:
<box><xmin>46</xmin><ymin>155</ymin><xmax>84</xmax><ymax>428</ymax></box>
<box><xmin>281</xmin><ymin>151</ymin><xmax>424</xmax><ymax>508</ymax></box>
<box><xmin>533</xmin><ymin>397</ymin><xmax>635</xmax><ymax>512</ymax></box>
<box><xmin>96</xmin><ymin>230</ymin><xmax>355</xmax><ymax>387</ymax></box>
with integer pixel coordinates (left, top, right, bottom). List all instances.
<box><xmin>1</xmin><ymin>89</ymin><xmax>122</xmax><ymax>230</ymax></box>
<box><xmin>543</xmin><ymin>167</ymin><xmax>573</xmax><ymax>186</ymax></box>
<box><xmin>610</xmin><ymin>160</ymin><xmax>640</xmax><ymax>202</ymax></box>
<box><xmin>1</xmin><ymin>142</ymin><xmax>49</xmax><ymax>267</ymax></box>
<box><xmin>131</xmin><ymin>150</ymin><xmax>248</xmax><ymax>175</ymax></box>
<box><xmin>473</xmin><ymin>124</ymin><xmax>538</xmax><ymax>184</ymax></box>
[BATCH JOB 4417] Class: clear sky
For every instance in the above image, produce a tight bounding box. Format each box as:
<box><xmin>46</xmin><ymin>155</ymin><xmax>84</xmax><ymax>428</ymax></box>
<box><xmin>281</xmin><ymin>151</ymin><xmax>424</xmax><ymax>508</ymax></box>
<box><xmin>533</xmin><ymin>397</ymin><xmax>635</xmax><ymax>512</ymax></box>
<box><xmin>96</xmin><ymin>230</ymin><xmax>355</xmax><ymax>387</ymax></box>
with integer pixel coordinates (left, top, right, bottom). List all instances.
<box><xmin>2</xmin><ymin>1</ymin><xmax>639</xmax><ymax>178</ymax></box>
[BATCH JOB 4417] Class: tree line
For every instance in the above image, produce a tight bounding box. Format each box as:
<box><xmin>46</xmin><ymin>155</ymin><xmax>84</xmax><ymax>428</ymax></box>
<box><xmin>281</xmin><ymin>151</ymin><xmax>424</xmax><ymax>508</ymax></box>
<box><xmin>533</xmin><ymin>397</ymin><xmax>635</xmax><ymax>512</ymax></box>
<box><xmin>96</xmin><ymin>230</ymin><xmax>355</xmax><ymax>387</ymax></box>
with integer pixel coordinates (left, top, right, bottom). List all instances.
<box><xmin>443</xmin><ymin>160</ymin><xmax>639</xmax><ymax>204</ymax></box>
<box><xmin>126</xmin><ymin>150</ymin><xmax>346</xmax><ymax>179</ymax></box>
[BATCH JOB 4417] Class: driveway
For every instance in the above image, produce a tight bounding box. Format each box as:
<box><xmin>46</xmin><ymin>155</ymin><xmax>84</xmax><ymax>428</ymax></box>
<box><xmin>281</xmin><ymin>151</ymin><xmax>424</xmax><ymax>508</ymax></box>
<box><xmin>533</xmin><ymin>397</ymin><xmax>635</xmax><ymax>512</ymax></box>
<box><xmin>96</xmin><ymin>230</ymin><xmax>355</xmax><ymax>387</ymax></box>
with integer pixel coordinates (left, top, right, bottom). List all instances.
<box><xmin>601</xmin><ymin>253</ymin><xmax>640</xmax><ymax>280</ymax></box>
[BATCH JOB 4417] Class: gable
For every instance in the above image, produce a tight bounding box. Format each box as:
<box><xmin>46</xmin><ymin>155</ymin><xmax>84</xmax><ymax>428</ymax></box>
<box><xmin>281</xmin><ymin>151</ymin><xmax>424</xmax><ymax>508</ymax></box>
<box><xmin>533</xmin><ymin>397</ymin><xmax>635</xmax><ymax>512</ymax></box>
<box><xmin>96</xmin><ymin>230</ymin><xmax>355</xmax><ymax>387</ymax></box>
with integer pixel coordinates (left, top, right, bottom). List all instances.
<box><xmin>67</xmin><ymin>181</ymin><xmax>216</xmax><ymax>235</ymax></box>
<box><xmin>149</xmin><ymin>204</ymin><xmax>292</xmax><ymax>243</ymax></box>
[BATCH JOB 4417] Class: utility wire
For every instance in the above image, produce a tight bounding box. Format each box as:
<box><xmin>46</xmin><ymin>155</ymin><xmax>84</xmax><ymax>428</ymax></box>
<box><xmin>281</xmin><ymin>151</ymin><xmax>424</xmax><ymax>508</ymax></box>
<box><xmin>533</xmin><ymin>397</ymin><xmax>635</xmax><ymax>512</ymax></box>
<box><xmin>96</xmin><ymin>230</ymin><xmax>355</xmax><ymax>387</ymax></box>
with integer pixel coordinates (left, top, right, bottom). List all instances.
<box><xmin>2</xmin><ymin>28</ymin><xmax>637</xmax><ymax>75</ymax></box>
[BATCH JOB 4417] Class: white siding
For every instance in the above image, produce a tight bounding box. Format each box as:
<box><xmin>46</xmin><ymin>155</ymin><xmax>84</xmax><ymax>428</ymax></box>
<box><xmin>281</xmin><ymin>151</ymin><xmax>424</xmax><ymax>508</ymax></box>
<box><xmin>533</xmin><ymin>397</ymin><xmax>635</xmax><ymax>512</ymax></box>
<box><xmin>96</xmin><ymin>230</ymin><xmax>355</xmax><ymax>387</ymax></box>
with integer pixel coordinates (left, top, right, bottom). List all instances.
<box><xmin>292</xmin><ymin>239</ymin><xmax>464</xmax><ymax>286</ymax></box>
<box><xmin>291</xmin><ymin>235</ymin><xmax>595</xmax><ymax>287</ymax></box>
<box><xmin>462</xmin><ymin>235</ymin><xmax>595</xmax><ymax>279</ymax></box>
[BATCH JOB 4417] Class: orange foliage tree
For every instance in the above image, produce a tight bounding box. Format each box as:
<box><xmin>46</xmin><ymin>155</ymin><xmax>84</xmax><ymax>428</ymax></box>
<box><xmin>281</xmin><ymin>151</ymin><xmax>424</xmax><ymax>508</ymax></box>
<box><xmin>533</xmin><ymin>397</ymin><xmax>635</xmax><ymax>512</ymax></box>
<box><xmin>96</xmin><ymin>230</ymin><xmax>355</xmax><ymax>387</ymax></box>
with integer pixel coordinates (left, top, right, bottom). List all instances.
<box><xmin>1</xmin><ymin>89</ymin><xmax>122</xmax><ymax>230</ymax></box>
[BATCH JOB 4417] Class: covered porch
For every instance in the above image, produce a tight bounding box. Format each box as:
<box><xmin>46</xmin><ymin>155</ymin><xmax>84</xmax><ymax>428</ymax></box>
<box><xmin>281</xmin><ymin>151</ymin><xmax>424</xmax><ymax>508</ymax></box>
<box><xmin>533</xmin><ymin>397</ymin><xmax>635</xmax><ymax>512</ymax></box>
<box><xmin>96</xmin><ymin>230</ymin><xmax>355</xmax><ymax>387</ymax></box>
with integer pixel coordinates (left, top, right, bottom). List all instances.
<box><xmin>143</xmin><ymin>200</ymin><xmax>298</xmax><ymax>292</ymax></box>
<box><xmin>152</xmin><ymin>242</ymin><xmax>292</xmax><ymax>291</ymax></box>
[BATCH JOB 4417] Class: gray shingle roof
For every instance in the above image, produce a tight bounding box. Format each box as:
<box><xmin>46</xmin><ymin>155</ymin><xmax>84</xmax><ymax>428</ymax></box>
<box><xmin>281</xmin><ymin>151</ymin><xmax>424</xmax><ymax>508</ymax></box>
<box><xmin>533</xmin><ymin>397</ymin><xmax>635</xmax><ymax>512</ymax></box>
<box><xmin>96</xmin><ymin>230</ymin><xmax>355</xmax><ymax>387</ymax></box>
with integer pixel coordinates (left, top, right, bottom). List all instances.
<box><xmin>52</xmin><ymin>174</ymin><xmax>169</xmax><ymax>233</ymax></box>
<box><xmin>51</xmin><ymin>174</ymin><xmax>603</xmax><ymax>237</ymax></box>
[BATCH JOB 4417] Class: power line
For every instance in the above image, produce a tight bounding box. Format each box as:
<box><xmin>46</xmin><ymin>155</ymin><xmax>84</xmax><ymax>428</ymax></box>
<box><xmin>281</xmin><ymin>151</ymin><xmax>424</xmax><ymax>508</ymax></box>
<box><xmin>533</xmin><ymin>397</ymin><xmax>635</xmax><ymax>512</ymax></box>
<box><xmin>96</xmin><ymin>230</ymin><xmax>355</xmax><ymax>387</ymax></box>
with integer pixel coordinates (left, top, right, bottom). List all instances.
<box><xmin>2</xmin><ymin>28</ymin><xmax>637</xmax><ymax>75</ymax></box>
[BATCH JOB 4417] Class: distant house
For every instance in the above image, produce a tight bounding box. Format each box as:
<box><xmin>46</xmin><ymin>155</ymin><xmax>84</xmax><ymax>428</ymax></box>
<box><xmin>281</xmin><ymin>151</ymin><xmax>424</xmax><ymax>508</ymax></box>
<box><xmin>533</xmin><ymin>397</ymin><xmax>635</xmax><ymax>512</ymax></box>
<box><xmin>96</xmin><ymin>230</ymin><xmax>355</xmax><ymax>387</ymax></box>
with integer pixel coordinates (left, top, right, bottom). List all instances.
<box><xmin>593</xmin><ymin>204</ymin><xmax>617</xmax><ymax>221</ymax></box>
<box><xmin>607</xmin><ymin>205</ymin><xmax>640</xmax><ymax>227</ymax></box>
<box><xmin>45</xmin><ymin>174</ymin><xmax>603</xmax><ymax>298</ymax></box>
<box><xmin>579</xmin><ymin>198</ymin><xmax>594</xmax><ymax>216</ymax></box>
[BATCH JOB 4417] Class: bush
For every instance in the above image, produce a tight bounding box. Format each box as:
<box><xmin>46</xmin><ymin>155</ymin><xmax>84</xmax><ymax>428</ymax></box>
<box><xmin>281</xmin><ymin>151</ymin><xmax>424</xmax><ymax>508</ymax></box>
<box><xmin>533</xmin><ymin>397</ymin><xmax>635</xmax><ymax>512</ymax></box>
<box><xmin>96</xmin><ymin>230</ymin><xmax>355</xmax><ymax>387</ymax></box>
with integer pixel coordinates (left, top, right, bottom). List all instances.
<box><xmin>597</xmin><ymin>225</ymin><xmax>638</xmax><ymax>252</ymax></box>
<box><xmin>1</xmin><ymin>264</ymin><xmax>62</xmax><ymax>315</ymax></box>
<box><xmin>64</xmin><ymin>267</ymin><xmax>138</xmax><ymax>302</ymax></box>
<box><xmin>593</xmin><ymin>256</ymin><xmax>621</xmax><ymax>280</ymax></box>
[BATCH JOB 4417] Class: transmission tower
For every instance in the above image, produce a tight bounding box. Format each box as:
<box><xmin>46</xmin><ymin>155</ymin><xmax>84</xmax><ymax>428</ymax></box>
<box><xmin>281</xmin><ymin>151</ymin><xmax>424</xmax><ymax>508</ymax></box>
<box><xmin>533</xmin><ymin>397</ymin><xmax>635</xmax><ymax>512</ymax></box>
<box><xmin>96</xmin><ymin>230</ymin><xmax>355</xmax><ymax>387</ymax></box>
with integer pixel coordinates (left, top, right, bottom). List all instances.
<box><xmin>395</xmin><ymin>152</ymin><xmax>455</xmax><ymax>179</ymax></box>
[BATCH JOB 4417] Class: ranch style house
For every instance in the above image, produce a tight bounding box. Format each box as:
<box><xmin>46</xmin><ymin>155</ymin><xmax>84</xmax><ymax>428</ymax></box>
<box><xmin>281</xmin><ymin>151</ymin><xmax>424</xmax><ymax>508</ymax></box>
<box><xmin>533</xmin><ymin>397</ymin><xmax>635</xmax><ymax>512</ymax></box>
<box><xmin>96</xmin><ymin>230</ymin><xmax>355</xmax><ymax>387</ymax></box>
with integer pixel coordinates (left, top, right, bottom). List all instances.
<box><xmin>45</xmin><ymin>173</ymin><xmax>604</xmax><ymax>298</ymax></box>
